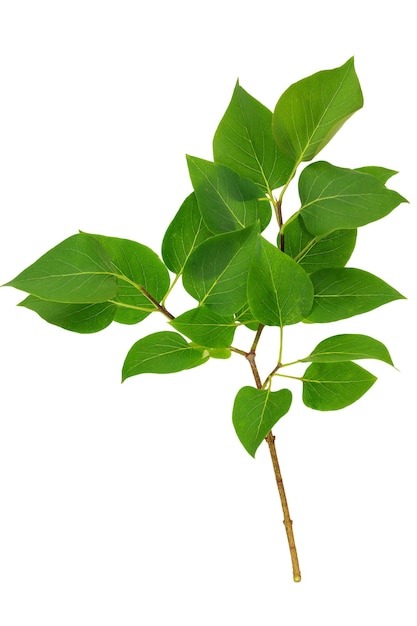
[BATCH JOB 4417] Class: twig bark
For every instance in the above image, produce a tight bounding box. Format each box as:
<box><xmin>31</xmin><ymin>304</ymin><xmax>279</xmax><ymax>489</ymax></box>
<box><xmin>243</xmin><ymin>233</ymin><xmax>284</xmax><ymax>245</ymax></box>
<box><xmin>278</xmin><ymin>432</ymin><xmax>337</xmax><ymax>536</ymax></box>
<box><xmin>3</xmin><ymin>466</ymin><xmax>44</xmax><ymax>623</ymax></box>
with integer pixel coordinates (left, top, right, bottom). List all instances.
<box><xmin>246</xmin><ymin>344</ymin><xmax>301</xmax><ymax>582</ymax></box>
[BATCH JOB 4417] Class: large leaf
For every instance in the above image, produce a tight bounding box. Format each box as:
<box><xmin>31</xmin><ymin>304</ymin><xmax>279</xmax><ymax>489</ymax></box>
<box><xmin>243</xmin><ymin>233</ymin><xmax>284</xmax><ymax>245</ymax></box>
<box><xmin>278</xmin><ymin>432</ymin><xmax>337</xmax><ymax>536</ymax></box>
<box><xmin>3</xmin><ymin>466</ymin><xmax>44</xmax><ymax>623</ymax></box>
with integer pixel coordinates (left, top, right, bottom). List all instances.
<box><xmin>306</xmin><ymin>268</ymin><xmax>405</xmax><ymax>323</ymax></box>
<box><xmin>300</xmin><ymin>334</ymin><xmax>394</xmax><ymax>366</ymax></box>
<box><xmin>232</xmin><ymin>386</ymin><xmax>292</xmax><ymax>457</ymax></box>
<box><xmin>182</xmin><ymin>223</ymin><xmax>259</xmax><ymax>315</ymax></box>
<box><xmin>161</xmin><ymin>192</ymin><xmax>212</xmax><ymax>275</ymax></box>
<box><xmin>272</xmin><ymin>58</ymin><xmax>363</xmax><ymax>163</ymax></box>
<box><xmin>302</xmin><ymin>361</ymin><xmax>376</xmax><ymax>410</ymax></box>
<box><xmin>247</xmin><ymin>237</ymin><xmax>314</xmax><ymax>326</ymax></box>
<box><xmin>170</xmin><ymin>306</ymin><xmax>236</xmax><ymax>349</ymax></box>
<box><xmin>5</xmin><ymin>234</ymin><xmax>118</xmax><ymax>303</ymax></box>
<box><xmin>299</xmin><ymin>161</ymin><xmax>407</xmax><ymax>235</ymax></box>
<box><xmin>19</xmin><ymin>296</ymin><xmax>116</xmax><ymax>333</ymax></box>
<box><xmin>284</xmin><ymin>215</ymin><xmax>356</xmax><ymax>273</ymax></box>
<box><xmin>186</xmin><ymin>156</ymin><xmax>270</xmax><ymax>233</ymax></box>
<box><xmin>89</xmin><ymin>234</ymin><xmax>170</xmax><ymax>324</ymax></box>
<box><xmin>213</xmin><ymin>81</ymin><xmax>294</xmax><ymax>192</ymax></box>
<box><xmin>122</xmin><ymin>331</ymin><xmax>209</xmax><ymax>381</ymax></box>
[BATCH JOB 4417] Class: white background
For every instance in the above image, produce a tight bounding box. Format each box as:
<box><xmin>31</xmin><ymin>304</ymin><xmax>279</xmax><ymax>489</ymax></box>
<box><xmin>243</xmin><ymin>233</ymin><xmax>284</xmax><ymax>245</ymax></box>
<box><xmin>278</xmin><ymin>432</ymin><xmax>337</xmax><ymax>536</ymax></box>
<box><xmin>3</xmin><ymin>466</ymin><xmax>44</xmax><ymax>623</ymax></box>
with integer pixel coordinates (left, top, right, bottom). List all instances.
<box><xmin>0</xmin><ymin>2</ymin><xmax>416</xmax><ymax>624</ymax></box>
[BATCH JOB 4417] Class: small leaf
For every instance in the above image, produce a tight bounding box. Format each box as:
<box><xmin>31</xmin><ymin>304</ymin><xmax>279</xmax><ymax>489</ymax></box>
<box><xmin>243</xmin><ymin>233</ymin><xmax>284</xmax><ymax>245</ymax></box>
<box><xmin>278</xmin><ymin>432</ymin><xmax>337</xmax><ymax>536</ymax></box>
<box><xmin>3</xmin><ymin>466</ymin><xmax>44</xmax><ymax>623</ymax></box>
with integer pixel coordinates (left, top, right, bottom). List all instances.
<box><xmin>161</xmin><ymin>192</ymin><xmax>212</xmax><ymax>275</ymax></box>
<box><xmin>355</xmin><ymin>166</ymin><xmax>398</xmax><ymax>184</ymax></box>
<box><xmin>234</xmin><ymin>305</ymin><xmax>261</xmax><ymax>331</ymax></box>
<box><xmin>122</xmin><ymin>331</ymin><xmax>209</xmax><ymax>381</ymax></box>
<box><xmin>307</xmin><ymin>268</ymin><xmax>405</xmax><ymax>323</ymax></box>
<box><xmin>183</xmin><ymin>223</ymin><xmax>259</xmax><ymax>315</ymax></box>
<box><xmin>299</xmin><ymin>161</ymin><xmax>407</xmax><ymax>235</ymax></box>
<box><xmin>301</xmin><ymin>334</ymin><xmax>394</xmax><ymax>366</ymax></box>
<box><xmin>213</xmin><ymin>81</ymin><xmax>294</xmax><ymax>192</ymax></box>
<box><xmin>232</xmin><ymin>387</ymin><xmax>292</xmax><ymax>457</ymax></box>
<box><xmin>19</xmin><ymin>296</ymin><xmax>116</xmax><ymax>333</ymax></box>
<box><xmin>5</xmin><ymin>234</ymin><xmax>118</xmax><ymax>303</ymax></box>
<box><xmin>88</xmin><ymin>233</ymin><xmax>170</xmax><ymax>324</ymax></box>
<box><xmin>170</xmin><ymin>306</ymin><xmax>236</xmax><ymax>349</ymax></box>
<box><xmin>284</xmin><ymin>215</ymin><xmax>356</xmax><ymax>273</ymax></box>
<box><xmin>247</xmin><ymin>237</ymin><xmax>314</xmax><ymax>326</ymax></box>
<box><xmin>302</xmin><ymin>361</ymin><xmax>376</xmax><ymax>411</ymax></box>
<box><xmin>273</xmin><ymin>58</ymin><xmax>363</xmax><ymax>163</ymax></box>
<box><xmin>186</xmin><ymin>155</ymin><xmax>270</xmax><ymax>233</ymax></box>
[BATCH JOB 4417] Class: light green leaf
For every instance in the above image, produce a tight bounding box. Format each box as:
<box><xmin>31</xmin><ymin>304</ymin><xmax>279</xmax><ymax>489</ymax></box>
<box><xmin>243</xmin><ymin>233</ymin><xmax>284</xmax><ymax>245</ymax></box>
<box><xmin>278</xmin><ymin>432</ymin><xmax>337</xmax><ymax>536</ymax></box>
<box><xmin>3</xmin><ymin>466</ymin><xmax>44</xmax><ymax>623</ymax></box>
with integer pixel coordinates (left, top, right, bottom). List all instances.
<box><xmin>300</xmin><ymin>334</ymin><xmax>394</xmax><ymax>366</ymax></box>
<box><xmin>19</xmin><ymin>296</ymin><xmax>116</xmax><ymax>333</ymax></box>
<box><xmin>170</xmin><ymin>306</ymin><xmax>236</xmax><ymax>349</ymax></box>
<box><xmin>302</xmin><ymin>361</ymin><xmax>376</xmax><ymax>410</ymax></box>
<box><xmin>122</xmin><ymin>331</ymin><xmax>209</xmax><ymax>381</ymax></box>
<box><xmin>284</xmin><ymin>215</ymin><xmax>356</xmax><ymax>273</ymax></box>
<box><xmin>306</xmin><ymin>268</ymin><xmax>405</xmax><ymax>323</ymax></box>
<box><xmin>183</xmin><ymin>223</ymin><xmax>259</xmax><ymax>315</ymax></box>
<box><xmin>273</xmin><ymin>58</ymin><xmax>363</xmax><ymax>163</ymax></box>
<box><xmin>186</xmin><ymin>155</ymin><xmax>270</xmax><ymax>233</ymax></box>
<box><xmin>161</xmin><ymin>192</ymin><xmax>213</xmax><ymax>274</ymax></box>
<box><xmin>213</xmin><ymin>81</ymin><xmax>294</xmax><ymax>192</ymax></box>
<box><xmin>247</xmin><ymin>237</ymin><xmax>314</xmax><ymax>326</ymax></box>
<box><xmin>88</xmin><ymin>233</ymin><xmax>170</xmax><ymax>324</ymax></box>
<box><xmin>5</xmin><ymin>234</ymin><xmax>118</xmax><ymax>303</ymax></box>
<box><xmin>355</xmin><ymin>166</ymin><xmax>398</xmax><ymax>184</ymax></box>
<box><xmin>232</xmin><ymin>386</ymin><xmax>292</xmax><ymax>457</ymax></box>
<box><xmin>299</xmin><ymin>161</ymin><xmax>407</xmax><ymax>235</ymax></box>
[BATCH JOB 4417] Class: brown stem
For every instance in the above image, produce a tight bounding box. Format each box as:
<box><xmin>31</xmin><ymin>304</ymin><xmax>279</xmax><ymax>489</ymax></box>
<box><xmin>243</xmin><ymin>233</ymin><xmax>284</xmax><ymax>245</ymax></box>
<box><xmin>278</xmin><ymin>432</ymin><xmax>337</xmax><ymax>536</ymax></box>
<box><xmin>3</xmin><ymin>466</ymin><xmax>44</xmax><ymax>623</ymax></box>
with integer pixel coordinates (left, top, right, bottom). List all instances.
<box><xmin>246</xmin><ymin>344</ymin><xmax>301</xmax><ymax>582</ymax></box>
<box><xmin>140</xmin><ymin>286</ymin><xmax>175</xmax><ymax>320</ymax></box>
<box><xmin>265</xmin><ymin>431</ymin><xmax>301</xmax><ymax>582</ymax></box>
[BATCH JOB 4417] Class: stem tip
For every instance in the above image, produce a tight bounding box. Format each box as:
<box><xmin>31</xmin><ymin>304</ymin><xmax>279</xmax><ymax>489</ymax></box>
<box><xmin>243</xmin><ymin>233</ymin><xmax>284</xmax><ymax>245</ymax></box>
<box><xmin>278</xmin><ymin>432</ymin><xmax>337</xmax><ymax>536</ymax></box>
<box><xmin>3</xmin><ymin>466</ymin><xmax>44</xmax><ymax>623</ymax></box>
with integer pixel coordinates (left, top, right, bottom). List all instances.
<box><xmin>293</xmin><ymin>574</ymin><xmax>302</xmax><ymax>583</ymax></box>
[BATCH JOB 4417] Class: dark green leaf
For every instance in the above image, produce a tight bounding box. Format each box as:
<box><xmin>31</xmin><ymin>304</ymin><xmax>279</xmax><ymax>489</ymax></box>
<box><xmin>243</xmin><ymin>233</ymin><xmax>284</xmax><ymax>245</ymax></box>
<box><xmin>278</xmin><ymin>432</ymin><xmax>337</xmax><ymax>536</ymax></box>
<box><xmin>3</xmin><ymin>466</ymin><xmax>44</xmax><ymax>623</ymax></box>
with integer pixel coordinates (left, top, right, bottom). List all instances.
<box><xmin>299</xmin><ymin>161</ymin><xmax>406</xmax><ymax>235</ymax></box>
<box><xmin>122</xmin><ymin>331</ymin><xmax>209</xmax><ymax>381</ymax></box>
<box><xmin>306</xmin><ymin>268</ymin><xmax>405</xmax><ymax>323</ymax></box>
<box><xmin>170</xmin><ymin>306</ymin><xmax>236</xmax><ymax>348</ymax></box>
<box><xmin>232</xmin><ymin>386</ymin><xmax>292</xmax><ymax>457</ymax></box>
<box><xmin>300</xmin><ymin>334</ymin><xmax>394</xmax><ymax>366</ymax></box>
<box><xmin>186</xmin><ymin>155</ymin><xmax>270</xmax><ymax>233</ymax></box>
<box><xmin>247</xmin><ymin>237</ymin><xmax>314</xmax><ymax>326</ymax></box>
<box><xmin>355</xmin><ymin>166</ymin><xmax>398</xmax><ymax>184</ymax></box>
<box><xmin>19</xmin><ymin>296</ymin><xmax>116</xmax><ymax>333</ymax></box>
<box><xmin>302</xmin><ymin>361</ymin><xmax>376</xmax><ymax>410</ymax></box>
<box><xmin>161</xmin><ymin>193</ymin><xmax>213</xmax><ymax>274</ymax></box>
<box><xmin>273</xmin><ymin>58</ymin><xmax>363</xmax><ymax>163</ymax></box>
<box><xmin>284</xmin><ymin>215</ymin><xmax>356</xmax><ymax>273</ymax></box>
<box><xmin>183</xmin><ymin>223</ymin><xmax>259</xmax><ymax>315</ymax></box>
<box><xmin>213</xmin><ymin>81</ymin><xmax>294</xmax><ymax>192</ymax></box>
<box><xmin>5</xmin><ymin>234</ymin><xmax>118</xmax><ymax>303</ymax></box>
<box><xmin>88</xmin><ymin>233</ymin><xmax>170</xmax><ymax>324</ymax></box>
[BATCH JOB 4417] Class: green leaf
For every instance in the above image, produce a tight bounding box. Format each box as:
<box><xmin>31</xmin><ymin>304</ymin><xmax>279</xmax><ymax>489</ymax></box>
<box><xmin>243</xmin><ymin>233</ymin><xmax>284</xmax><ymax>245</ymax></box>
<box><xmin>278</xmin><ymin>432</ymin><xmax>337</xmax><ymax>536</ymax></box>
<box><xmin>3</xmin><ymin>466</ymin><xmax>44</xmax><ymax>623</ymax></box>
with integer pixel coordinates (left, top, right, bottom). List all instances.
<box><xmin>170</xmin><ymin>306</ymin><xmax>236</xmax><ymax>349</ymax></box>
<box><xmin>5</xmin><ymin>233</ymin><xmax>118</xmax><ymax>303</ymax></box>
<box><xmin>182</xmin><ymin>223</ymin><xmax>259</xmax><ymax>315</ymax></box>
<box><xmin>273</xmin><ymin>58</ymin><xmax>363</xmax><ymax>163</ymax></box>
<box><xmin>232</xmin><ymin>386</ymin><xmax>292</xmax><ymax>457</ymax></box>
<box><xmin>122</xmin><ymin>331</ymin><xmax>209</xmax><ymax>381</ymax></box>
<box><xmin>284</xmin><ymin>215</ymin><xmax>356</xmax><ymax>273</ymax></box>
<box><xmin>306</xmin><ymin>268</ymin><xmax>405</xmax><ymax>323</ymax></box>
<box><xmin>300</xmin><ymin>334</ymin><xmax>394</xmax><ymax>366</ymax></box>
<box><xmin>186</xmin><ymin>155</ymin><xmax>271</xmax><ymax>233</ymax></box>
<box><xmin>213</xmin><ymin>81</ymin><xmax>295</xmax><ymax>192</ymax></box>
<box><xmin>355</xmin><ymin>166</ymin><xmax>398</xmax><ymax>184</ymax></box>
<box><xmin>19</xmin><ymin>296</ymin><xmax>116</xmax><ymax>333</ymax></box>
<box><xmin>161</xmin><ymin>193</ymin><xmax>213</xmax><ymax>274</ymax></box>
<box><xmin>302</xmin><ymin>361</ymin><xmax>376</xmax><ymax>411</ymax></box>
<box><xmin>247</xmin><ymin>237</ymin><xmax>314</xmax><ymax>326</ymax></box>
<box><xmin>298</xmin><ymin>161</ymin><xmax>407</xmax><ymax>236</ymax></box>
<box><xmin>88</xmin><ymin>234</ymin><xmax>170</xmax><ymax>324</ymax></box>
<box><xmin>234</xmin><ymin>304</ymin><xmax>261</xmax><ymax>331</ymax></box>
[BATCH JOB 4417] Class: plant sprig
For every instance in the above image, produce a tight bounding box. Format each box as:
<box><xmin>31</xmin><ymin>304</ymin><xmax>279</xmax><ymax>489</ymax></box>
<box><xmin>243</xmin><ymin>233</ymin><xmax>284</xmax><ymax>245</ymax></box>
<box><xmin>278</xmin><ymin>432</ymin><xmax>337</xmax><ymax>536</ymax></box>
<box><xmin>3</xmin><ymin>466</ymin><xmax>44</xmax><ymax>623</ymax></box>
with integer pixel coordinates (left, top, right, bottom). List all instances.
<box><xmin>3</xmin><ymin>57</ymin><xmax>407</xmax><ymax>582</ymax></box>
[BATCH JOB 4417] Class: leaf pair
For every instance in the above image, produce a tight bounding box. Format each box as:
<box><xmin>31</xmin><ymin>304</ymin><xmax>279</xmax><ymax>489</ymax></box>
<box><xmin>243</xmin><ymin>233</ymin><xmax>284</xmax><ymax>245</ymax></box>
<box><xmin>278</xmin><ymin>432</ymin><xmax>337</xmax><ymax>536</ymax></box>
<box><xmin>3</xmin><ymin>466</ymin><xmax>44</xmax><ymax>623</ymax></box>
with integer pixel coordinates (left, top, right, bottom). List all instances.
<box><xmin>6</xmin><ymin>233</ymin><xmax>170</xmax><ymax>332</ymax></box>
